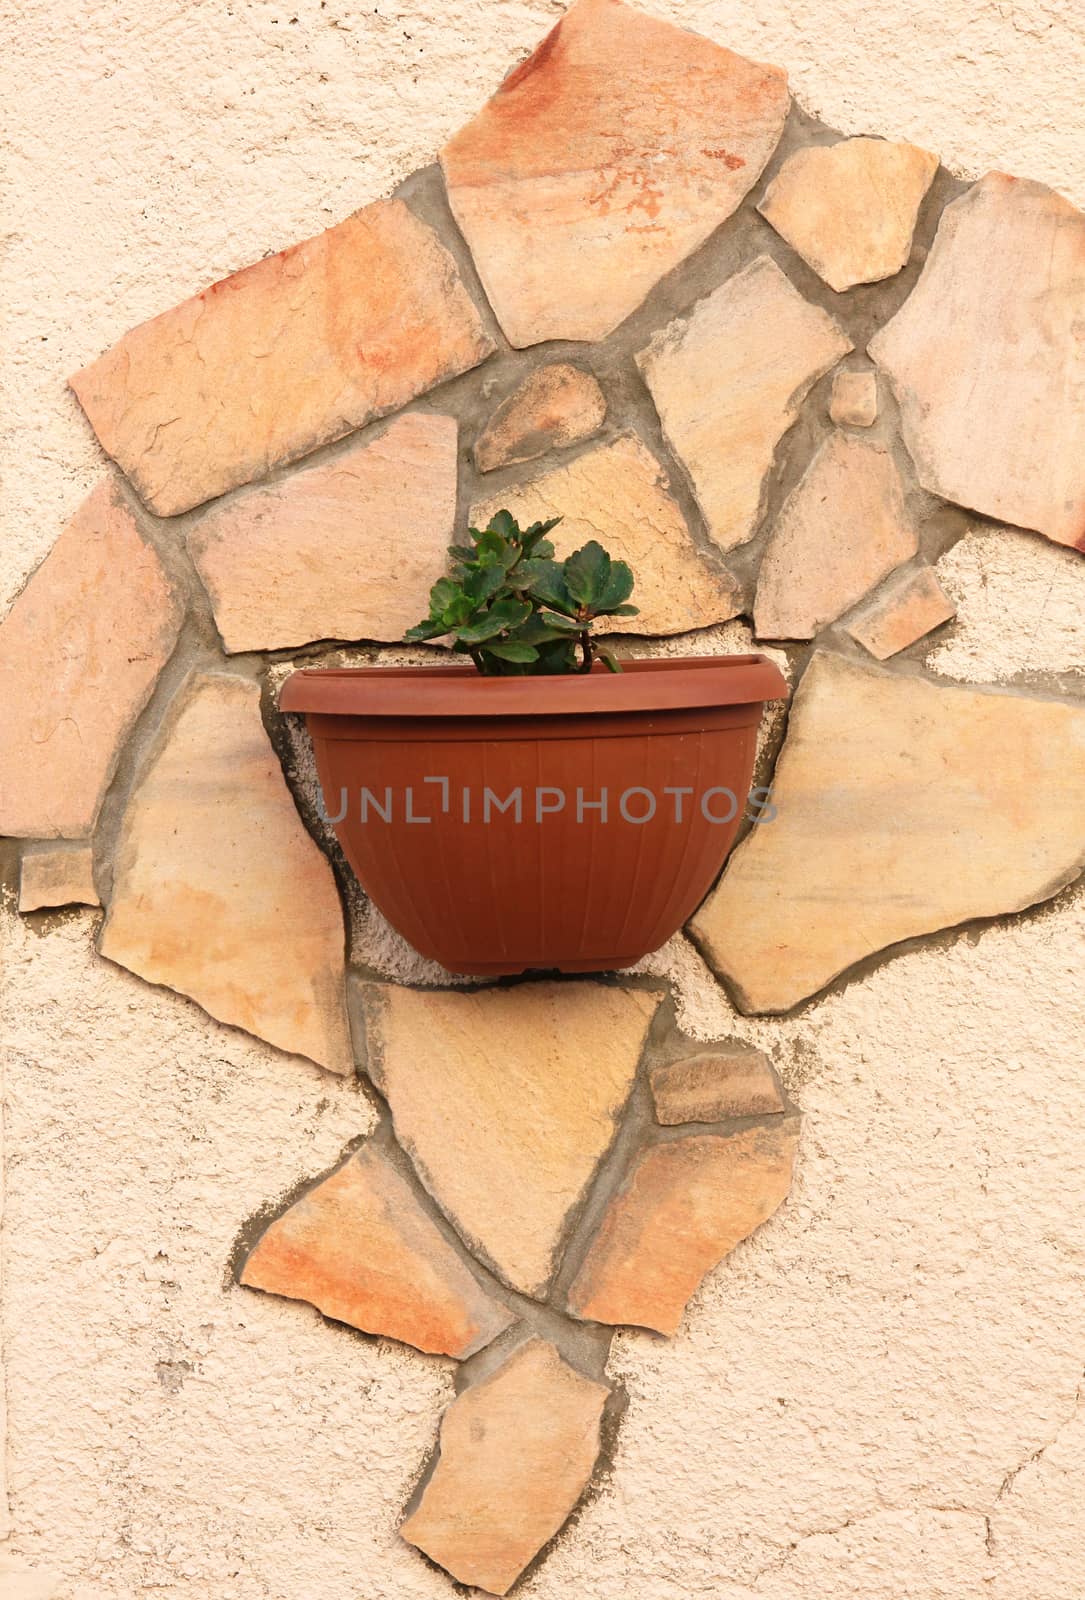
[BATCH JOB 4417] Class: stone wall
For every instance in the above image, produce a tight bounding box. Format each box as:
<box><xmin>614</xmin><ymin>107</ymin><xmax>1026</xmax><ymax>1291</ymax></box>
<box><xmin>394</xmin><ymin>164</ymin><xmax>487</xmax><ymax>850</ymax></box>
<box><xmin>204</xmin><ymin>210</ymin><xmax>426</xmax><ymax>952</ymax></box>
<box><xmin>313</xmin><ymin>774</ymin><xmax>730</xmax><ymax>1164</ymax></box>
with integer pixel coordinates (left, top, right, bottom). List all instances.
<box><xmin>2</xmin><ymin>2</ymin><xmax>1084</xmax><ymax>1598</ymax></box>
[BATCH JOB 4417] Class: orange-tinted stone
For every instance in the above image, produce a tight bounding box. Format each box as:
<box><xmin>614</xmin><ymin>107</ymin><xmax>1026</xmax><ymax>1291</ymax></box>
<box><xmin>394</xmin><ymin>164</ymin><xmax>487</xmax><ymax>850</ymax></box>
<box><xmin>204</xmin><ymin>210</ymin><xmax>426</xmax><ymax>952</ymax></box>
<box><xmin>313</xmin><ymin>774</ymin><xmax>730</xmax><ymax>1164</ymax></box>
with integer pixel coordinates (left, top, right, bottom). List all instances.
<box><xmin>401</xmin><ymin>1338</ymin><xmax>608</xmax><ymax>1594</ymax></box>
<box><xmin>18</xmin><ymin>846</ymin><xmax>99</xmax><ymax>913</ymax></box>
<box><xmin>638</xmin><ymin>257</ymin><xmax>851</xmax><ymax>553</ymax></box>
<box><xmin>870</xmin><ymin>173</ymin><xmax>1085</xmax><ymax>553</ymax></box>
<box><xmin>691</xmin><ymin>651</ymin><xmax>1085</xmax><ymax>1013</ymax></box>
<box><xmin>441</xmin><ymin>0</ymin><xmax>789</xmax><ymax>347</ymax></box>
<box><xmin>567</xmin><ymin>1123</ymin><xmax>799</xmax><ymax>1335</ymax></box>
<box><xmin>188</xmin><ymin>412</ymin><xmax>458</xmax><ymax>653</ymax></box>
<box><xmin>759</xmin><ymin>137</ymin><xmax>938</xmax><ymax>292</ymax></box>
<box><xmin>0</xmin><ymin>480</ymin><xmax>183</xmax><ymax>839</ymax></box>
<box><xmin>473</xmin><ymin>364</ymin><xmax>606</xmax><ymax>472</ymax></box>
<box><xmin>360</xmin><ymin>982</ymin><xmax>659</xmax><ymax>1297</ymax></box>
<box><xmin>100</xmin><ymin>673</ymin><xmax>353</xmax><ymax>1075</ymax></box>
<box><xmin>241</xmin><ymin>1144</ymin><xmax>513</xmax><ymax>1358</ymax></box>
<box><xmin>648</xmin><ymin>1048</ymin><xmax>785</xmax><ymax>1125</ymax></box>
<box><xmin>845</xmin><ymin>564</ymin><xmax>957</xmax><ymax>659</ymax></box>
<box><xmin>830</xmin><ymin>370</ymin><xmax>878</xmax><ymax>427</ymax></box>
<box><xmin>71</xmin><ymin>200</ymin><xmax>493</xmax><ymax>517</ymax></box>
<box><xmin>754</xmin><ymin>434</ymin><xmax>918</xmax><ymax>640</ymax></box>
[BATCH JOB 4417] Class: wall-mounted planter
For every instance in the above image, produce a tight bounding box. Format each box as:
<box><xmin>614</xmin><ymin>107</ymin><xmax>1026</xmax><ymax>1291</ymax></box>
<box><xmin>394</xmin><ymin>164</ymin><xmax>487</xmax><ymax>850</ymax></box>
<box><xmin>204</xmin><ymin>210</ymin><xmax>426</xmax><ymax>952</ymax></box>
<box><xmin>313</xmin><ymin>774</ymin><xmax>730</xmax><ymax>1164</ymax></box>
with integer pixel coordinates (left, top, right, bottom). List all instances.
<box><xmin>281</xmin><ymin>655</ymin><xmax>787</xmax><ymax>976</ymax></box>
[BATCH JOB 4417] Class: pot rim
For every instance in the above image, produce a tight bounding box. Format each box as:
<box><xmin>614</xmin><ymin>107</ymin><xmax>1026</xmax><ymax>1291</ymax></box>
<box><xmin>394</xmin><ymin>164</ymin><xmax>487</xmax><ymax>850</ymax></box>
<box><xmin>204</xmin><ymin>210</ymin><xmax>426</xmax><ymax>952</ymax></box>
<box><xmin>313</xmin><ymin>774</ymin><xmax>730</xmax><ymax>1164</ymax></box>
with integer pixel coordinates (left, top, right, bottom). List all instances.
<box><xmin>279</xmin><ymin>652</ymin><xmax>788</xmax><ymax>719</ymax></box>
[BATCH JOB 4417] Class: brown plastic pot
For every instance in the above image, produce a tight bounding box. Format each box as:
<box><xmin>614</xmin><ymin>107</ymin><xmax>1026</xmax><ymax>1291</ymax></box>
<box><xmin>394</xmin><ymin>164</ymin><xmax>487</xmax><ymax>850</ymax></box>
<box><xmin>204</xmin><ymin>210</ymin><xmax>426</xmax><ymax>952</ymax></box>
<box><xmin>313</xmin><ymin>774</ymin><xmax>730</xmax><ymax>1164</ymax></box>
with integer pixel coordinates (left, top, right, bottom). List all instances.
<box><xmin>280</xmin><ymin>654</ymin><xmax>787</xmax><ymax>976</ymax></box>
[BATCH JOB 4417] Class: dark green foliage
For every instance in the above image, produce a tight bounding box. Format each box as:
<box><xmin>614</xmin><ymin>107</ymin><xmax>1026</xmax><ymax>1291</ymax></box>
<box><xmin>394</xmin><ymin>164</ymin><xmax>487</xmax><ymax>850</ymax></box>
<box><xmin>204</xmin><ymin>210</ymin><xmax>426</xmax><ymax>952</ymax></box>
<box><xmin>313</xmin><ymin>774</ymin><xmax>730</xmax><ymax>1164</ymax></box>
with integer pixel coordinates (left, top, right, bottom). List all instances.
<box><xmin>404</xmin><ymin>512</ymin><xmax>639</xmax><ymax>676</ymax></box>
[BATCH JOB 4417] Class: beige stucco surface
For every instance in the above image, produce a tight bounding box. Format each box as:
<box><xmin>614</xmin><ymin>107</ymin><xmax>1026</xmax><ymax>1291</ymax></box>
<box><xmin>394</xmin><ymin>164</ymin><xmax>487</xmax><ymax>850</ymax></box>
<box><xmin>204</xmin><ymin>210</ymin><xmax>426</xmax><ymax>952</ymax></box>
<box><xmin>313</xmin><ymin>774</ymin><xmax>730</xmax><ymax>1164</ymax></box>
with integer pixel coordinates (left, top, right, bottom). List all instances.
<box><xmin>2</xmin><ymin>2</ymin><xmax>1083</xmax><ymax>1596</ymax></box>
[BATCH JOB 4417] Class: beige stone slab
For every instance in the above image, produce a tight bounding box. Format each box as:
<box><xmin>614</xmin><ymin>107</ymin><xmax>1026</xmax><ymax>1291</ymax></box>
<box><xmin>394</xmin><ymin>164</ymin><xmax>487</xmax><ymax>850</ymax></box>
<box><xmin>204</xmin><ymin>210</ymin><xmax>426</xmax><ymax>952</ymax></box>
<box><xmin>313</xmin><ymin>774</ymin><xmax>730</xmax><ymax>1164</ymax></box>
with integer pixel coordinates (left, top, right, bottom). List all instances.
<box><xmin>401</xmin><ymin>1337</ymin><xmax>608</xmax><ymax>1594</ymax></box>
<box><xmin>188</xmin><ymin>412</ymin><xmax>458</xmax><ymax>653</ymax></box>
<box><xmin>637</xmin><ymin>256</ymin><xmax>852</xmax><ymax>553</ymax></box>
<box><xmin>240</xmin><ymin>1143</ymin><xmax>513</xmax><ymax>1358</ymax></box>
<box><xmin>690</xmin><ymin>651</ymin><xmax>1085</xmax><ymax>1013</ymax></box>
<box><xmin>70</xmin><ymin>199</ymin><xmax>493</xmax><ymax>517</ymax></box>
<box><xmin>759</xmin><ymin>137</ymin><xmax>938</xmax><ymax>291</ymax></box>
<box><xmin>567</xmin><ymin>1122</ymin><xmax>799</xmax><ymax>1335</ymax></box>
<box><xmin>360</xmin><ymin>982</ymin><xmax>659</xmax><ymax>1297</ymax></box>
<box><xmin>100</xmin><ymin>673</ymin><xmax>353</xmax><ymax>1074</ymax></box>
<box><xmin>473</xmin><ymin>364</ymin><xmax>606</xmax><ymax>473</ymax></box>
<box><xmin>648</xmin><ymin>1048</ymin><xmax>785</xmax><ymax>1125</ymax></box>
<box><xmin>471</xmin><ymin>433</ymin><xmax>742</xmax><ymax>636</ymax></box>
<box><xmin>754</xmin><ymin>433</ymin><xmax>919</xmax><ymax>640</ymax></box>
<box><xmin>845</xmin><ymin>564</ymin><xmax>957</xmax><ymax>659</ymax></box>
<box><xmin>18</xmin><ymin>846</ymin><xmax>99</xmax><ymax>913</ymax></box>
<box><xmin>830</xmin><ymin>369</ymin><xmax>879</xmax><ymax>427</ymax></box>
<box><xmin>0</xmin><ymin>480</ymin><xmax>183</xmax><ymax>839</ymax></box>
<box><xmin>440</xmin><ymin>0</ymin><xmax>789</xmax><ymax>347</ymax></box>
<box><xmin>870</xmin><ymin>172</ymin><xmax>1085</xmax><ymax>553</ymax></box>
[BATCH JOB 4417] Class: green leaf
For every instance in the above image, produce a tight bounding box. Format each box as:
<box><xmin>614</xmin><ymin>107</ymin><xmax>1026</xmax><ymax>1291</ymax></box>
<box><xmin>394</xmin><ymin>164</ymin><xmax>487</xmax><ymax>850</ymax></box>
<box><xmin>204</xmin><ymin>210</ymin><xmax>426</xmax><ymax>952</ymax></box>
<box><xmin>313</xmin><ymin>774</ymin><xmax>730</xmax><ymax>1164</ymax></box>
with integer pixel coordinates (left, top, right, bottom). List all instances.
<box><xmin>602</xmin><ymin>603</ymin><xmax>639</xmax><ymax>618</ymax></box>
<box><xmin>455</xmin><ymin>596</ymin><xmax>532</xmax><ymax>644</ymax></box>
<box><xmin>596</xmin><ymin>646</ymin><xmax>624</xmax><ymax>674</ymax></box>
<box><xmin>530</xmin><ymin>539</ymin><xmax>556</xmax><ymax>560</ymax></box>
<box><xmin>564</xmin><ymin>540</ymin><xmax>611</xmax><ymax>607</ymax></box>
<box><xmin>485</xmin><ymin>641</ymin><xmax>539</xmax><ymax>663</ymax></box>
<box><xmin>428</xmin><ymin>576</ymin><xmax>461</xmax><ymax>617</ymax></box>
<box><xmin>447</xmin><ymin>545</ymin><xmax>476</xmax><ymax>563</ymax></box>
<box><xmin>597</xmin><ymin>560</ymin><xmax>635</xmax><ymax>611</ymax></box>
<box><xmin>463</xmin><ymin>565</ymin><xmax>505</xmax><ymax>606</ymax></box>
<box><xmin>534</xmin><ymin>608</ymin><xmax>581</xmax><ymax>633</ymax></box>
<box><xmin>487</xmin><ymin>509</ymin><xmax>519</xmax><ymax>540</ymax></box>
<box><xmin>522</xmin><ymin>516</ymin><xmax>562</xmax><ymax>553</ymax></box>
<box><xmin>474</xmin><ymin>528</ymin><xmax>515</xmax><ymax>568</ymax></box>
<box><xmin>525</xmin><ymin>560</ymin><xmax>577</xmax><ymax>615</ymax></box>
<box><xmin>403</xmin><ymin>618</ymin><xmax>448</xmax><ymax>642</ymax></box>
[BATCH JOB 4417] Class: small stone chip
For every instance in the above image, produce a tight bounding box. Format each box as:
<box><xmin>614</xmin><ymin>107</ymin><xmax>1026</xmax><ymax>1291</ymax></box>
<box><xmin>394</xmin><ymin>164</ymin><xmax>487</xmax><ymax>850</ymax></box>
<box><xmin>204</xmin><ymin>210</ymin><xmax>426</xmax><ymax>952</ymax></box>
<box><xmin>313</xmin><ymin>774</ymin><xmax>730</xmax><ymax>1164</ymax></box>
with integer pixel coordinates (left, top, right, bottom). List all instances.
<box><xmin>473</xmin><ymin>364</ymin><xmax>606</xmax><ymax>473</ymax></box>
<box><xmin>845</xmin><ymin>565</ymin><xmax>957</xmax><ymax>659</ymax></box>
<box><xmin>649</xmin><ymin>1048</ymin><xmax>785</xmax><ymax>1125</ymax></box>
<box><xmin>830</xmin><ymin>370</ymin><xmax>878</xmax><ymax>427</ymax></box>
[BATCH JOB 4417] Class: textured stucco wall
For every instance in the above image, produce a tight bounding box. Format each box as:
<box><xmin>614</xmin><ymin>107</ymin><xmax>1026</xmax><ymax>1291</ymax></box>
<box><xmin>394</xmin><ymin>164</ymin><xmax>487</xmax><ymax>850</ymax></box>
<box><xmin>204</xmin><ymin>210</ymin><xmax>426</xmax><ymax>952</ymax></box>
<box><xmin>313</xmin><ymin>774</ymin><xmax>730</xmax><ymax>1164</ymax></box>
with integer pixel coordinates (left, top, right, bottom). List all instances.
<box><xmin>2</xmin><ymin>3</ymin><xmax>1083</xmax><ymax>1597</ymax></box>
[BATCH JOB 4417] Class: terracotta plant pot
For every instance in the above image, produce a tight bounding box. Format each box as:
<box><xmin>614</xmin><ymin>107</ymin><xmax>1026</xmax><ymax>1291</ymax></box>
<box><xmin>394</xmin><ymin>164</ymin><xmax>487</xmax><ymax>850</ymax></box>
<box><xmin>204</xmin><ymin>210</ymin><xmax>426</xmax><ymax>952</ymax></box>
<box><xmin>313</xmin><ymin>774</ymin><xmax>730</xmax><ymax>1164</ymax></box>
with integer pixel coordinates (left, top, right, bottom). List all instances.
<box><xmin>280</xmin><ymin>655</ymin><xmax>787</xmax><ymax>976</ymax></box>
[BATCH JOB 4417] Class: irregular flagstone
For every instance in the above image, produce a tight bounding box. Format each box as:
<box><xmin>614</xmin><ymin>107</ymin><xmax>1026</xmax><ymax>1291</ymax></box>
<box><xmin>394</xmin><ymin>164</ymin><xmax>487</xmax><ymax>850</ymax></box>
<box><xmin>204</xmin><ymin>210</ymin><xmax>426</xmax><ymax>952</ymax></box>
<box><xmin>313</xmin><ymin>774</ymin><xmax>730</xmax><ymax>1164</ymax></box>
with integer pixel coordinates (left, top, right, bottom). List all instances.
<box><xmin>360</xmin><ymin>982</ymin><xmax>659</xmax><ymax>1297</ymax></box>
<box><xmin>649</xmin><ymin>1048</ymin><xmax>785</xmax><ymax>1125</ymax></box>
<box><xmin>830</xmin><ymin>369</ymin><xmax>878</xmax><ymax>427</ymax></box>
<box><xmin>240</xmin><ymin>1143</ymin><xmax>513</xmax><ymax>1358</ymax></box>
<box><xmin>754</xmin><ymin>433</ymin><xmax>919</xmax><ymax>640</ymax></box>
<box><xmin>637</xmin><ymin>257</ymin><xmax>851</xmax><ymax>553</ymax></box>
<box><xmin>440</xmin><ymin>0</ymin><xmax>789</xmax><ymax>347</ymax></box>
<box><xmin>567</xmin><ymin>1123</ymin><xmax>799</xmax><ymax>1335</ymax></box>
<box><xmin>70</xmin><ymin>199</ymin><xmax>493</xmax><ymax>517</ymax></box>
<box><xmin>759</xmin><ymin>137</ymin><xmax>938</xmax><ymax>292</ymax></box>
<box><xmin>471</xmin><ymin>433</ymin><xmax>741</xmax><ymax>636</ymax></box>
<box><xmin>18</xmin><ymin>845</ymin><xmax>99</xmax><ymax>914</ymax></box>
<box><xmin>869</xmin><ymin>172</ymin><xmax>1085</xmax><ymax>553</ymax></box>
<box><xmin>845</xmin><ymin>564</ymin><xmax>956</xmax><ymax>660</ymax></box>
<box><xmin>188</xmin><ymin>412</ymin><xmax>458</xmax><ymax>653</ymax></box>
<box><xmin>100</xmin><ymin>673</ymin><xmax>353</xmax><ymax>1074</ymax></box>
<box><xmin>401</xmin><ymin>1338</ymin><xmax>608</xmax><ymax>1595</ymax></box>
<box><xmin>690</xmin><ymin>651</ymin><xmax>1085</xmax><ymax>1013</ymax></box>
<box><xmin>473</xmin><ymin>364</ymin><xmax>606</xmax><ymax>473</ymax></box>
<box><xmin>0</xmin><ymin>480</ymin><xmax>183</xmax><ymax>839</ymax></box>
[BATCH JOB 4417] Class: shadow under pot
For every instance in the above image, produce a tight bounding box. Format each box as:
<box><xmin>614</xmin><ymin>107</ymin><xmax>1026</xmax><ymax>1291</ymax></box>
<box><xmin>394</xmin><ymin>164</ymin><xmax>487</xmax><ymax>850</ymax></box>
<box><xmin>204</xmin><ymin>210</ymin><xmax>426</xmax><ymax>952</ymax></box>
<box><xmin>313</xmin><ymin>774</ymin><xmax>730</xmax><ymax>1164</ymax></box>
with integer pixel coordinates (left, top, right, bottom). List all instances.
<box><xmin>279</xmin><ymin>653</ymin><xmax>787</xmax><ymax>977</ymax></box>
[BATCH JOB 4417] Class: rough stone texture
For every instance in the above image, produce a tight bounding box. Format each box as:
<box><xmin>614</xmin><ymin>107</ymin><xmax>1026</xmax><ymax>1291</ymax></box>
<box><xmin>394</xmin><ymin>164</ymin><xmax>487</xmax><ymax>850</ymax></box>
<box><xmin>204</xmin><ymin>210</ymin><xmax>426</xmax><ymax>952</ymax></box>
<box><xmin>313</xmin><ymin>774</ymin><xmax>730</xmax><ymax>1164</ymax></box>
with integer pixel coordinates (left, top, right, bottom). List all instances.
<box><xmin>70</xmin><ymin>199</ymin><xmax>493</xmax><ymax>517</ymax></box>
<box><xmin>930</xmin><ymin>526</ymin><xmax>1085</xmax><ymax>684</ymax></box>
<box><xmin>759</xmin><ymin>136</ymin><xmax>938</xmax><ymax>291</ymax></box>
<box><xmin>870</xmin><ymin>172</ymin><xmax>1085</xmax><ymax>553</ymax></box>
<box><xmin>100</xmin><ymin>673</ymin><xmax>353</xmax><ymax>1075</ymax></box>
<box><xmin>473</xmin><ymin>364</ymin><xmax>606</xmax><ymax>473</ymax></box>
<box><xmin>754</xmin><ymin>434</ymin><xmax>919</xmax><ymax>640</ymax></box>
<box><xmin>360</xmin><ymin>983</ymin><xmax>659</xmax><ymax>1296</ymax></box>
<box><xmin>845</xmin><ymin>564</ymin><xmax>956</xmax><ymax>659</ymax></box>
<box><xmin>17</xmin><ymin>847</ymin><xmax>99</xmax><ymax>914</ymax></box>
<box><xmin>441</xmin><ymin>0</ymin><xmax>789</xmax><ymax>347</ymax></box>
<box><xmin>692</xmin><ymin>651</ymin><xmax>1085</xmax><ymax>1013</ymax></box>
<box><xmin>187</xmin><ymin>412</ymin><xmax>458</xmax><ymax>653</ymax></box>
<box><xmin>0</xmin><ymin>480</ymin><xmax>182</xmax><ymax>839</ymax></box>
<box><xmin>471</xmin><ymin>434</ymin><xmax>742</xmax><ymax>636</ymax></box>
<box><xmin>638</xmin><ymin>257</ymin><xmax>852</xmax><ymax>552</ymax></box>
<box><xmin>568</xmin><ymin>1122</ymin><xmax>799</xmax><ymax>1334</ymax></box>
<box><xmin>401</xmin><ymin>1338</ymin><xmax>609</xmax><ymax>1594</ymax></box>
<box><xmin>240</xmin><ymin>1144</ymin><xmax>513</xmax><ymax>1358</ymax></box>
<box><xmin>649</xmin><ymin>1048</ymin><xmax>785</xmax><ymax>1125</ymax></box>
<box><xmin>830</xmin><ymin>369</ymin><xmax>878</xmax><ymax>427</ymax></box>
<box><xmin>7</xmin><ymin>4</ymin><xmax>1085</xmax><ymax>1597</ymax></box>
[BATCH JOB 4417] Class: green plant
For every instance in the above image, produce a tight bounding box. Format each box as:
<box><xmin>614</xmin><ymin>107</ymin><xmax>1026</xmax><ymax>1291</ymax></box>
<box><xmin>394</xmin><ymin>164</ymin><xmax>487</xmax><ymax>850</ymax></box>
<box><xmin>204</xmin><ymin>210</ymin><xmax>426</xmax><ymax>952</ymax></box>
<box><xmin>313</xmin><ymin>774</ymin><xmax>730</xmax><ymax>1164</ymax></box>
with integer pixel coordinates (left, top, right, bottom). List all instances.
<box><xmin>404</xmin><ymin>511</ymin><xmax>639</xmax><ymax>675</ymax></box>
